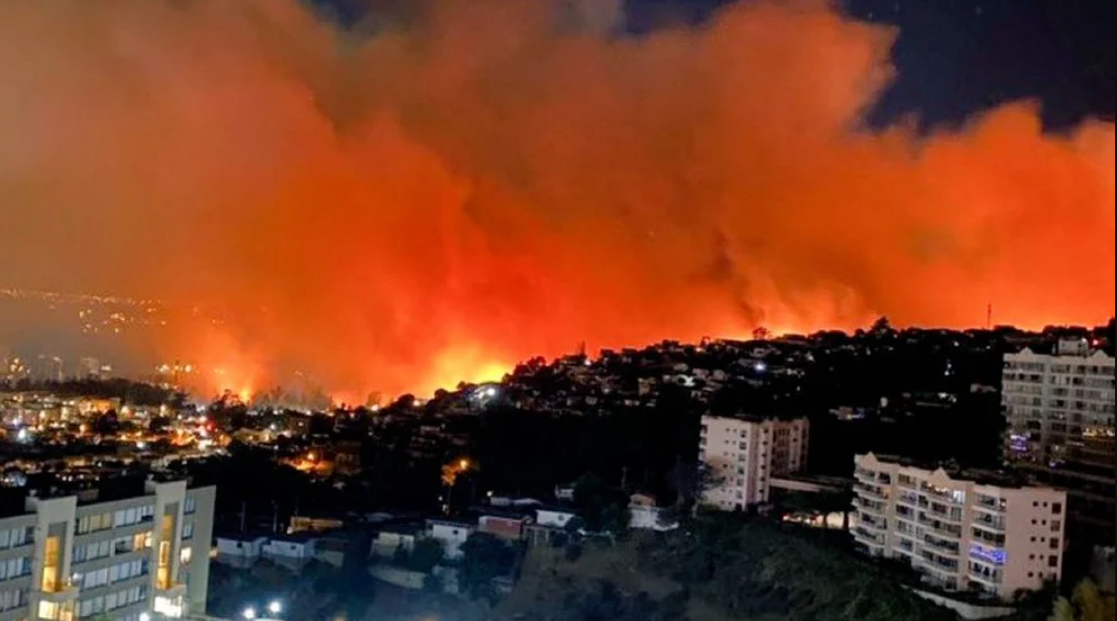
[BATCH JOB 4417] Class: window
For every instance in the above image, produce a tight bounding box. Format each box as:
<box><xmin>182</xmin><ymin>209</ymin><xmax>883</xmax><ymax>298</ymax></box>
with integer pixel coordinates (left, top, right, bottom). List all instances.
<box><xmin>1052</xmin><ymin>503</ymin><xmax>1063</xmax><ymax>515</ymax></box>
<box><xmin>1050</xmin><ymin>538</ymin><xmax>1060</xmax><ymax>550</ymax></box>
<box><xmin>1048</xmin><ymin>556</ymin><xmax>1058</xmax><ymax>567</ymax></box>
<box><xmin>113</xmin><ymin>536</ymin><xmax>132</xmax><ymax>555</ymax></box>
<box><xmin>184</xmin><ymin>497</ymin><xmax>197</xmax><ymax>515</ymax></box>
<box><xmin>9</xmin><ymin>527</ymin><xmax>30</xmax><ymax>547</ymax></box>
<box><xmin>41</xmin><ymin>535</ymin><xmax>61</xmax><ymax>592</ymax></box>
<box><xmin>38</xmin><ymin>601</ymin><xmax>63</xmax><ymax>621</ymax></box>
<box><xmin>4</xmin><ymin>557</ymin><xmax>30</xmax><ymax>578</ymax></box>
<box><xmin>133</xmin><ymin>531</ymin><xmax>153</xmax><ymax>551</ymax></box>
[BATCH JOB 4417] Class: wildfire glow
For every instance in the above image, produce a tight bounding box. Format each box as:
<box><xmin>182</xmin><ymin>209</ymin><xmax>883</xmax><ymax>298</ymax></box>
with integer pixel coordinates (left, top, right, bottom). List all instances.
<box><xmin>1</xmin><ymin>0</ymin><xmax>1113</xmax><ymax>399</ymax></box>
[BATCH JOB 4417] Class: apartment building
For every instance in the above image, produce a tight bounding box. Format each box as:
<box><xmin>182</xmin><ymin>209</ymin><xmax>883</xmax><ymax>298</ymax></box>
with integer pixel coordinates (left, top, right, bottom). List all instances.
<box><xmin>698</xmin><ymin>415</ymin><xmax>809</xmax><ymax>510</ymax></box>
<box><xmin>0</xmin><ymin>478</ymin><xmax>215</xmax><ymax>621</ymax></box>
<box><xmin>851</xmin><ymin>452</ymin><xmax>1067</xmax><ymax>599</ymax></box>
<box><xmin>1002</xmin><ymin>339</ymin><xmax>1115</xmax><ymax>541</ymax></box>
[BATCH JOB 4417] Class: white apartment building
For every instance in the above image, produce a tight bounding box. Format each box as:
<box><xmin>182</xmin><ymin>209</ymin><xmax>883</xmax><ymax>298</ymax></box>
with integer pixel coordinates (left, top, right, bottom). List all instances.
<box><xmin>1003</xmin><ymin>339</ymin><xmax>1115</xmax><ymax>473</ymax></box>
<box><xmin>0</xmin><ymin>479</ymin><xmax>215</xmax><ymax>621</ymax></box>
<box><xmin>698</xmin><ymin>415</ymin><xmax>809</xmax><ymax>510</ymax></box>
<box><xmin>852</xmin><ymin>452</ymin><xmax>1067</xmax><ymax>599</ymax></box>
<box><xmin>1002</xmin><ymin>339</ymin><xmax>1115</xmax><ymax>542</ymax></box>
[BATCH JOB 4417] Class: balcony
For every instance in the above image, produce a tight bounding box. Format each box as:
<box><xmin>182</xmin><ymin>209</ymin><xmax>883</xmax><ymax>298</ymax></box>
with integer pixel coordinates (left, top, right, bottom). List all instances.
<box><xmin>854</xmin><ymin>497</ymin><xmax>887</xmax><ymax>516</ymax></box>
<box><xmin>919</xmin><ymin>550</ymin><xmax>961</xmax><ymax>573</ymax></box>
<box><xmin>923</xmin><ymin>535</ymin><xmax>961</xmax><ymax>556</ymax></box>
<box><xmin>896</xmin><ymin>491</ymin><xmax>919</xmax><ymax>507</ymax></box>
<box><xmin>927</xmin><ymin>503</ymin><xmax>963</xmax><ymax>523</ymax></box>
<box><xmin>918</xmin><ymin>512</ymin><xmax>963</xmax><ymax>539</ymax></box>
<box><xmin>854</xmin><ymin>482</ymin><xmax>888</xmax><ymax>502</ymax></box>
<box><xmin>975</xmin><ymin>496</ymin><xmax>1007</xmax><ymax>513</ymax></box>
<box><xmin>854</xmin><ymin>467</ymin><xmax>878</xmax><ymax>481</ymax></box>
<box><xmin>154</xmin><ymin>581</ymin><xmax>187</xmax><ymax>600</ymax></box>
<box><xmin>971</xmin><ymin>512</ymin><xmax>1006</xmax><ymax>532</ymax></box>
<box><xmin>853</xmin><ymin>527</ymin><xmax>885</xmax><ymax>546</ymax></box>
<box><xmin>36</xmin><ymin>581</ymin><xmax>81</xmax><ymax>604</ymax></box>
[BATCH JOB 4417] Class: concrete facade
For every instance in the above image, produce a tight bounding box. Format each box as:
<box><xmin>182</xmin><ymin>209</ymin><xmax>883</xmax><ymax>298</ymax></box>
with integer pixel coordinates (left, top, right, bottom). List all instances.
<box><xmin>0</xmin><ymin>479</ymin><xmax>214</xmax><ymax>621</ymax></box>
<box><xmin>852</xmin><ymin>452</ymin><xmax>1066</xmax><ymax>599</ymax></box>
<box><xmin>698</xmin><ymin>415</ymin><xmax>809</xmax><ymax>510</ymax></box>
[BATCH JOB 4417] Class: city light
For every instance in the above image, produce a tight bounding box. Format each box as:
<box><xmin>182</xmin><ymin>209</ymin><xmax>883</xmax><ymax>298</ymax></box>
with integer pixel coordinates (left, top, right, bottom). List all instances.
<box><xmin>268</xmin><ymin>600</ymin><xmax>283</xmax><ymax>615</ymax></box>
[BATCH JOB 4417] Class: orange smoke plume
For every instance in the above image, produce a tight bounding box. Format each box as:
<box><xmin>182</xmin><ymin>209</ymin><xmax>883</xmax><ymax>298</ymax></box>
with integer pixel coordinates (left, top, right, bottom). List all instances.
<box><xmin>1</xmin><ymin>0</ymin><xmax>1113</xmax><ymax>398</ymax></box>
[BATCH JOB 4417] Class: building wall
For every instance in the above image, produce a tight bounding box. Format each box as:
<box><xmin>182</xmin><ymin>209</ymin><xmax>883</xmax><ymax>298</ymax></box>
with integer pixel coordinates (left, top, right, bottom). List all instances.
<box><xmin>851</xmin><ymin>453</ymin><xmax>1066</xmax><ymax>600</ymax></box>
<box><xmin>371</xmin><ymin>532</ymin><xmax>415</xmax><ymax>559</ymax></box>
<box><xmin>0</xmin><ymin>479</ymin><xmax>215</xmax><ymax>621</ymax></box>
<box><xmin>215</xmin><ymin>537</ymin><xmax>265</xmax><ymax>559</ymax></box>
<box><xmin>1002</xmin><ymin>342</ymin><xmax>1115</xmax><ymax>543</ymax></box>
<box><xmin>182</xmin><ymin>486</ymin><xmax>216</xmax><ymax>616</ymax></box>
<box><xmin>698</xmin><ymin>415</ymin><xmax>809</xmax><ymax>510</ymax></box>
<box><xmin>478</xmin><ymin>516</ymin><xmax>526</xmax><ymax>540</ymax></box>
<box><xmin>1003</xmin><ymin>342</ymin><xmax>1115</xmax><ymax>471</ymax></box>
<box><xmin>535</xmin><ymin>510</ymin><xmax>576</xmax><ymax>529</ymax></box>
<box><xmin>427</xmin><ymin>523</ymin><xmax>472</xmax><ymax>560</ymax></box>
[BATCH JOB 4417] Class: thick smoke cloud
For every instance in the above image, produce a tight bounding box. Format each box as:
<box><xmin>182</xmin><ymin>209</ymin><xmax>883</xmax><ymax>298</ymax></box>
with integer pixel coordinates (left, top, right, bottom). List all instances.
<box><xmin>2</xmin><ymin>0</ymin><xmax>1113</xmax><ymax>398</ymax></box>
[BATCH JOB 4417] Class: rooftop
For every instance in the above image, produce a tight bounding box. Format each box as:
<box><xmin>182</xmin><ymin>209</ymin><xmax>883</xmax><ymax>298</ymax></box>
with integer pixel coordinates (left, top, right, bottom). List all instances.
<box><xmin>864</xmin><ymin>452</ymin><xmax>1042</xmax><ymax>490</ymax></box>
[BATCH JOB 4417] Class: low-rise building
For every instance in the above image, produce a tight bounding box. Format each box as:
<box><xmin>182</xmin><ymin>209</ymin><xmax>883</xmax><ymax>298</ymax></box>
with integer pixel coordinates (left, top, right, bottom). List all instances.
<box><xmin>535</xmin><ymin>507</ymin><xmax>577</xmax><ymax>529</ymax></box>
<box><xmin>0</xmin><ymin>477</ymin><xmax>214</xmax><ymax>621</ymax></box>
<box><xmin>370</xmin><ymin>523</ymin><xmax>423</xmax><ymax>560</ymax></box>
<box><xmin>426</xmin><ymin>520</ymin><xmax>474</xmax><ymax>560</ymax></box>
<box><xmin>699</xmin><ymin>414</ymin><xmax>809</xmax><ymax>510</ymax></box>
<box><xmin>261</xmin><ymin>532</ymin><xmax>318</xmax><ymax>568</ymax></box>
<box><xmin>214</xmin><ymin>533</ymin><xmax>268</xmax><ymax>567</ymax></box>
<box><xmin>851</xmin><ymin>452</ymin><xmax>1067</xmax><ymax>599</ymax></box>
<box><xmin>477</xmin><ymin>510</ymin><xmax>531</xmax><ymax>541</ymax></box>
<box><xmin>627</xmin><ymin>493</ymin><xmax>677</xmax><ymax>531</ymax></box>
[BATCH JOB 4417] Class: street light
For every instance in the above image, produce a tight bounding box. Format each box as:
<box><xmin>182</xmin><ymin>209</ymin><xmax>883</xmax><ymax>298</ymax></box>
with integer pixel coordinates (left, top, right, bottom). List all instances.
<box><xmin>138</xmin><ymin>614</ymin><xmax>151</xmax><ymax>621</ymax></box>
<box><xmin>243</xmin><ymin>606</ymin><xmax>258</xmax><ymax>620</ymax></box>
<box><xmin>267</xmin><ymin>600</ymin><xmax>283</xmax><ymax>616</ymax></box>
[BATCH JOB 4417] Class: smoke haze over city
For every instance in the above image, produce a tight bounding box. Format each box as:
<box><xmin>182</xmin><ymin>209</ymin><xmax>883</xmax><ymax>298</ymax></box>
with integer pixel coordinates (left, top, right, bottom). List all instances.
<box><xmin>2</xmin><ymin>0</ymin><xmax>1114</xmax><ymax>399</ymax></box>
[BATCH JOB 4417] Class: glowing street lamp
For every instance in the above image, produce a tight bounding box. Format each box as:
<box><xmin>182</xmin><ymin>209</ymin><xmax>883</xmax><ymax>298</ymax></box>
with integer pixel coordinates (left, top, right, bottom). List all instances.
<box><xmin>267</xmin><ymin>601</ymin><xmax>283</xmax><ymax>616</ymax></box>
<box><xmin>243</xmin><ymin>606</ymin><xmax>257</xmax><ymax>620</ymax></box>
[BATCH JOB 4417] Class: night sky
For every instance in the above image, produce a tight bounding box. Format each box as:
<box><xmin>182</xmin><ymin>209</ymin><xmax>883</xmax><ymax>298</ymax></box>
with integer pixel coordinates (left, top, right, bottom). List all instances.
<box><xmin>316</xmin><ymin>0</ymin><xmax>1116</xmax><ymax>130</ymax></box>
<box><xmin>622</xmin><ymin>0</ymin><xmax>1116</xmax><ymax>130</ymax></box>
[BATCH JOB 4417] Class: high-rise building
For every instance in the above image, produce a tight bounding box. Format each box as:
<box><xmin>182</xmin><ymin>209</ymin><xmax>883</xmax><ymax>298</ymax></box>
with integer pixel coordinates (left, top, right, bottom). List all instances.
<box><xmin>77</xmin><ymin>357</ymin><xmax>102</xmax><ymax>379</ymax></box>
<box><xmin>852</xmin><ymin>452</ymin><xmax>1067</xmax><ymax>599</ymax></box>
<box><xmin>698</xmin><ymin>415</ymin><xmax>809</xmax><ymax>510</ymax></box>
<box><xmin>1002</xmin><ymin>339</ymin><xmax>1115</xmax><ymax>542</ymax></box>
<box><xmin>0</xmin><ymin>479</ymin><xmax>215</xmax><ymax>621</ymax></box>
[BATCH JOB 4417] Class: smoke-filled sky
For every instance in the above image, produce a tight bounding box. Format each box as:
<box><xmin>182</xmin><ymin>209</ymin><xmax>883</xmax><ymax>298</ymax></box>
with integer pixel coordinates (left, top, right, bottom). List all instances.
<box><xmin>2</xmin><ymin>0</ymin><xmax>1114</xmax><ymax>398</ymax></box>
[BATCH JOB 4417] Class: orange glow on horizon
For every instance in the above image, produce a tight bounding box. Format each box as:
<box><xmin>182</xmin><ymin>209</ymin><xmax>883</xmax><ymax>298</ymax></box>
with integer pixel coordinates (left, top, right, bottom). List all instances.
<box><xmin>2</xmin><ymin>0</ymin><xmax>1112</xmax><ymax>401</ymax></box>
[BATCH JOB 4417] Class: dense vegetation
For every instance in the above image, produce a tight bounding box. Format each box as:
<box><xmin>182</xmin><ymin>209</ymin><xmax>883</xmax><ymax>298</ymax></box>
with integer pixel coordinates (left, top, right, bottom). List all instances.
<box><xmin>500</xmin><ymin>515</ymin><xmax>956</xmax><ymax>621</ymax></box>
